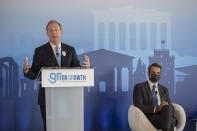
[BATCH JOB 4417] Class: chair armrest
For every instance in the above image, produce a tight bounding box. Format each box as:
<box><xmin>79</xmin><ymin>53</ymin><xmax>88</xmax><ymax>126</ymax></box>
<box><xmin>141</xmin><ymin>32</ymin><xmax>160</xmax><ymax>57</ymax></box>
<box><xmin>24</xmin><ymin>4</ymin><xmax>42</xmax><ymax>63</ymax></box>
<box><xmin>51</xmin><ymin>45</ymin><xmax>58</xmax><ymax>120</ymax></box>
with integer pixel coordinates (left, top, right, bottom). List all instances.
<box><xmin>172</xmin><ymin>103</ymin><xmax>186</xmax><ymax>131</ymax></box>
<box><xmin>128</xmin><ymin>105</ymin><xmax>157</xmax><ymax>131</ymax></box>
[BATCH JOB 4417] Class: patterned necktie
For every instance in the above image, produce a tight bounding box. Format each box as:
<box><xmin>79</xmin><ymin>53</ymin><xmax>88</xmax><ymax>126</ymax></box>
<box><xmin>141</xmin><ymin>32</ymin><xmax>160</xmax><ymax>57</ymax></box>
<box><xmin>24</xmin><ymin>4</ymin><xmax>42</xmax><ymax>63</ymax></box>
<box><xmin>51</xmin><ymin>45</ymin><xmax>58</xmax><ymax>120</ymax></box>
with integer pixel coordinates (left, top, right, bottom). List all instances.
<box><xmin>152</xmin><ymin>85</ymin><xmax>158</xmax><ymax>106</ymax></box>
<box><xmin>55</xmin><ymin>46</ymin><xmax>61</xmax><ymax>66</ymax></box>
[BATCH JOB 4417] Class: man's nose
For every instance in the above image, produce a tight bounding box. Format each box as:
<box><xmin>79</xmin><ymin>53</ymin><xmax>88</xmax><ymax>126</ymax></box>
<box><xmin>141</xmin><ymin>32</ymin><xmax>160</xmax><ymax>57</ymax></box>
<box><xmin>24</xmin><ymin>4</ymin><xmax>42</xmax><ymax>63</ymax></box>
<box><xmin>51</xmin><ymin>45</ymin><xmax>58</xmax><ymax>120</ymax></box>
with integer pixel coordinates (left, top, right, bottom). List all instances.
<box><xmin>51</xmin><ymin>30</ymin><xmax>56</xmax><ymax>35</ymax></box>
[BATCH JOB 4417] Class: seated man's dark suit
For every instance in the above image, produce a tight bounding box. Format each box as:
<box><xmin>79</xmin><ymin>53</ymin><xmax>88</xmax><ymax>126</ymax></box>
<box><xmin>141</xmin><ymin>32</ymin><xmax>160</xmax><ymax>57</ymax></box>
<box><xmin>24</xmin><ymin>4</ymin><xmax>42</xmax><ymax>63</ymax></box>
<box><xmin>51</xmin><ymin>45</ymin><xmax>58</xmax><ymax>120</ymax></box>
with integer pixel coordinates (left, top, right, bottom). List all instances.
<box><xmin>133</xmin><ymin>81</ymin><xmax>176</xmax><ymax>131</ymax></box>
<box><xmin>24</xmin><ymin>42</ymin><xmax>80</xmax><ymax>130</ymax></box>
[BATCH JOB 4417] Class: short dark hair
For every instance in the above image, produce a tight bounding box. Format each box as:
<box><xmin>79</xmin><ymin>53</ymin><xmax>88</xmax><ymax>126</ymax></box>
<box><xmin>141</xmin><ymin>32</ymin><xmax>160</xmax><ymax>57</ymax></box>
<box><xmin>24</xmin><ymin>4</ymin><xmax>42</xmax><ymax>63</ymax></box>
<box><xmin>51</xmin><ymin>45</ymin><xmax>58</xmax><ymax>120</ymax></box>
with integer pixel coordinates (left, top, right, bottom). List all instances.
<box><xmin>148</xmin><ymin>63</ymin><xmax>162</xmax><ymax>73</ymax></box>
<box><xmin>46</xmin><ymin>20</ymin><xmax>62</xmax><ymax>31</ymax></box>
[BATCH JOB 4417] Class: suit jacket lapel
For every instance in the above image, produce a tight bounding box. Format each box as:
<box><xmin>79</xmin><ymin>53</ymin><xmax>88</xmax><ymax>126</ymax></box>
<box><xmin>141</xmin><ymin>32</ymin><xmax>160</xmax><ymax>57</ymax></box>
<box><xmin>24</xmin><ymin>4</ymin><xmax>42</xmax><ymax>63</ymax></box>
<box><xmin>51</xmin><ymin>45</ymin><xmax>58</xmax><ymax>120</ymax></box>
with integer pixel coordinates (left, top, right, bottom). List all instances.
<box><xmin>46</xmin><ymin>43</ymin><xmax>59</xmax><ymax>67</ymax></box>
<box><xmin>144</xmin><ymin>81</ymin><xmax>153</xmax><ymax>103</ymax></box>
<box><xmin>158</xmin><ymin>85</ymin><xmax>167</xmax><ymax>102</ymax></box>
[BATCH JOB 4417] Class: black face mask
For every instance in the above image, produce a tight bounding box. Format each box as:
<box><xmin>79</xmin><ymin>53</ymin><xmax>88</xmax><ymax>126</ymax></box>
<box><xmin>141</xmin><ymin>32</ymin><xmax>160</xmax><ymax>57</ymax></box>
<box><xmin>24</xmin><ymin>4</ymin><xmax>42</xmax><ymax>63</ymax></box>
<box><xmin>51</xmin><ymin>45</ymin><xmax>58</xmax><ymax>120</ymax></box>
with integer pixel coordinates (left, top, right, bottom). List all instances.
<box><xmin>150</xmin><ymin>74</ymin><xmax>161</xmax><ymax>82</ymax></box>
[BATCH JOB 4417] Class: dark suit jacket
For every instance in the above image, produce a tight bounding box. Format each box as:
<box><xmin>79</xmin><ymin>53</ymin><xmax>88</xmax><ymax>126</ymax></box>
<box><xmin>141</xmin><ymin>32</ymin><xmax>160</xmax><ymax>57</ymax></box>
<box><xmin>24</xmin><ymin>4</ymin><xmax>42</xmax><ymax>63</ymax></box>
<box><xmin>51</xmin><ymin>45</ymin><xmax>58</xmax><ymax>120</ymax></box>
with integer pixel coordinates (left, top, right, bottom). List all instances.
<box><xmin>24</xmin><ymin>42</ymin><xmax>80</xmax><ymax>105</ymax></box>
<box><xmin>133</xmin><ymin>81</ymin><xmax>171</xmax><ymax>117</ymax></box>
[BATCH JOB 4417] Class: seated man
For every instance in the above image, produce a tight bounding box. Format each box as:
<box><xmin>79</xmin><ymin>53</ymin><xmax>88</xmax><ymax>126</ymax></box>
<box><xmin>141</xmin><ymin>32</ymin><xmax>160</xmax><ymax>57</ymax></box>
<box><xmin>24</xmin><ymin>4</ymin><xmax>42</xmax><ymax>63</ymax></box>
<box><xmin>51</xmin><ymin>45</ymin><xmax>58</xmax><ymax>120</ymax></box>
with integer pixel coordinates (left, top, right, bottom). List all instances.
<box><xmin>133</xmin><ymin>63</ymin><xmax>176</xmax><ymax>131</ymax></box>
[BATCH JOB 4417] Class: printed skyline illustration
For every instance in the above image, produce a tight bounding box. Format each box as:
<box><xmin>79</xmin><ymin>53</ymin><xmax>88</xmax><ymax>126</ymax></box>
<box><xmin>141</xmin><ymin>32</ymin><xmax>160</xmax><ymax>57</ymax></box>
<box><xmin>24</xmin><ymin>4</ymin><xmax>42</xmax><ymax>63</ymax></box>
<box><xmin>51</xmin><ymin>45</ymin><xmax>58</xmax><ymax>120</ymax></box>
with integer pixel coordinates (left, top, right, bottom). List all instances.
<box><xmin>1</xmin><ymin>47</ymin><xmax>196</xmax><ymax>130</ymax></box>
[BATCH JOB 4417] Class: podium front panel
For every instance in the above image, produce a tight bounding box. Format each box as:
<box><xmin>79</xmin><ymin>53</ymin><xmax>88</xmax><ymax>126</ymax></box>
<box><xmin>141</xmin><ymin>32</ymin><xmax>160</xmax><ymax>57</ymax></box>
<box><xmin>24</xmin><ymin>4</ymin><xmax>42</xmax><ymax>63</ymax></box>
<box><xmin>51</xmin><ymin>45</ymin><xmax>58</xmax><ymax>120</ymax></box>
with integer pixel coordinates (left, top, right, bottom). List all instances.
<box><xmin>45</xmin><ymin>87</ymin><xmax>84</xmax><ymax>131</ymax></box>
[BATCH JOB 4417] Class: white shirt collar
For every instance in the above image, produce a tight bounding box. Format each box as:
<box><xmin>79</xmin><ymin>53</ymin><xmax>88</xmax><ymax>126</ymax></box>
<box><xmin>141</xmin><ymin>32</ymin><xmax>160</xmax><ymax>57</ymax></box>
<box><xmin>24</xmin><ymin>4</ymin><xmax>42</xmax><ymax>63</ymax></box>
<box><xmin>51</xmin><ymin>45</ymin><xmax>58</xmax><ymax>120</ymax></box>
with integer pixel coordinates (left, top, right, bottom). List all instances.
<box><xmin>50</xmin><ymin>42</ymin><xmax>61</xmax><ymax>58</ymax></box>
<box><xmin>148</xmin><ymin>80</ymin><xmax>158</xmax><ymax>91</ymax></box>
<box><xmin>50</xmin><ymin>42</ymin><xmax>61</xmax><ymax>49</ymax></box>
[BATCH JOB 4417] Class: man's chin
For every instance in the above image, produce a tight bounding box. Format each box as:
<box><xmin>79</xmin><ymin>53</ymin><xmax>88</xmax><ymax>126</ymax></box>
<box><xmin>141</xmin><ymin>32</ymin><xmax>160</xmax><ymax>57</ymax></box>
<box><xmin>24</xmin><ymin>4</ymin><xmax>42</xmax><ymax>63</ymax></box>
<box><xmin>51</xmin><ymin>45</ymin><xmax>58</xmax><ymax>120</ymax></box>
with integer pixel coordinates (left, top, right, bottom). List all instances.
<box><xmin>50</xmin><ymin>40</ymin><xmax>60</xmax><ymax>45</ymax></box>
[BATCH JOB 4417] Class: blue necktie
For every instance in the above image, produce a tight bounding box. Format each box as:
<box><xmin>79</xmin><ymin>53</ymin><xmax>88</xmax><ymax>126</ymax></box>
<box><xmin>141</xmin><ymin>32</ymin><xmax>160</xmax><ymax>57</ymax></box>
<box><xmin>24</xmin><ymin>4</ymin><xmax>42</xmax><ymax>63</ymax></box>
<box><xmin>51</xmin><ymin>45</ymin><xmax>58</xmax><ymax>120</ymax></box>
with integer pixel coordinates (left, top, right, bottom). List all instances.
<box><xmin>152</xmin><ymin>85</ymin><xmax>158</xmax><ymax>106</ymax></box>
<box><xmin>56</xmin><ymin>46</ymin><xmax>61</xmax><ymax>66</ymax></box>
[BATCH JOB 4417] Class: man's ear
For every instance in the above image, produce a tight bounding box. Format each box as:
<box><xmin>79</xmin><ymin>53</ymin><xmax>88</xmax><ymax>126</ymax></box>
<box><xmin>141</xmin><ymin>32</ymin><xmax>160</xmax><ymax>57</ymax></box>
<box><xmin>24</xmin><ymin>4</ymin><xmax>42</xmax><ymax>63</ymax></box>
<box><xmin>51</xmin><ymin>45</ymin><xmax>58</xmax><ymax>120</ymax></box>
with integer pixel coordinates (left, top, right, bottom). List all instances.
<box><xmin>46</xmin><ymin>31</ymin><xmax>49</xmax><ymax>37</ymax></box>
<box><xmin>147</xmin><ymin>72</ymin><xmax>150</xmax><ymax>79</ymax></box>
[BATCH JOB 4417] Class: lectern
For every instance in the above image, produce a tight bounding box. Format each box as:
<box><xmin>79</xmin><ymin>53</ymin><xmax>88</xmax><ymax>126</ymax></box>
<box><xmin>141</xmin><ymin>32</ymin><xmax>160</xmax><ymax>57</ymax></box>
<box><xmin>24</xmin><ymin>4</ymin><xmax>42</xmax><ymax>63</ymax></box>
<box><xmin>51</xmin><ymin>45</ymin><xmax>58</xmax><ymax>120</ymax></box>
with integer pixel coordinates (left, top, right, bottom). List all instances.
<box><xmin>41</xmin><ymin>67</ymin><xmax>94</xmax><ymax>131</ymax></box>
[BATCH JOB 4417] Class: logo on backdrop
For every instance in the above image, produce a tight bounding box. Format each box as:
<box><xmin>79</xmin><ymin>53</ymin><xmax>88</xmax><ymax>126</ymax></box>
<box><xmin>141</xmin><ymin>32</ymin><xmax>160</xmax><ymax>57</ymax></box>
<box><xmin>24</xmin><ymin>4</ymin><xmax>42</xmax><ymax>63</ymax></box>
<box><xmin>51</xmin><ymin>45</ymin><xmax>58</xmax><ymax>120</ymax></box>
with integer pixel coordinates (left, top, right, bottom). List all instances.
<box><xmin>48</xmin><ymin>72</ymin><xmax>87</xmax><ymax>84</ymax></box>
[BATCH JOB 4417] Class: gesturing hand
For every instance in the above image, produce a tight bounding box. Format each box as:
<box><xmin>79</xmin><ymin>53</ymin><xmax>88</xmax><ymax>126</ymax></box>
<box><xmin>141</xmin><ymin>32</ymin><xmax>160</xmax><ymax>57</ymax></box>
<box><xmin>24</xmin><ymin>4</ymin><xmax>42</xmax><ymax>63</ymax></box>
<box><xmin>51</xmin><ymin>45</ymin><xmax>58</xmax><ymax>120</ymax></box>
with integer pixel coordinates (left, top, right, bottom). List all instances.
<box><xmin>83</xmin><ymin>54</ymin><xmax>90</xmax><ymax>68</ymax></box>
<box><xmin>23</xmin><ymin>56</ymin><xmax>30</xmax><ymax>74</ymax></box>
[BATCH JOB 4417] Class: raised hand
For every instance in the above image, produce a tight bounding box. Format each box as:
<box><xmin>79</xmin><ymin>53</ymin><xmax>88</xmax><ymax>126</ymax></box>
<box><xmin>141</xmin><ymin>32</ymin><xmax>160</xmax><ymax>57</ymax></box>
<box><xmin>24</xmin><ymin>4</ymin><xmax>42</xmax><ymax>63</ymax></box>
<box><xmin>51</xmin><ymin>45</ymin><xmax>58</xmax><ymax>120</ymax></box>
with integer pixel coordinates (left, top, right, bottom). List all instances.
<box><xmin>23</xmin><ymin>56</ymin><xmax>30</xmax><ymax>74</ymax></box>
<box><xmin>83</xmin><ymin>54</ymin><xmax>90</xmax><ymax>68</ymax></box>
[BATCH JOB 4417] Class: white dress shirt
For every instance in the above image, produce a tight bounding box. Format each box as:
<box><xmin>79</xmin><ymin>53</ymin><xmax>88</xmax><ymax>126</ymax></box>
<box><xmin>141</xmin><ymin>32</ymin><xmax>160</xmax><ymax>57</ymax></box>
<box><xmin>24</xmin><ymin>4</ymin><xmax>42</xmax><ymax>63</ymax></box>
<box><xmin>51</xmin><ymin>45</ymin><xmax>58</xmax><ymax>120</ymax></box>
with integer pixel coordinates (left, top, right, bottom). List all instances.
<box><xmin>148</xmin><ymin>80</ymin><xmax>161</xmax><ymax>106</ymax></box>
<box><xmin>50</xmin><ymin>42</ymin><xmax>61</xmax><ymax>61</ymax></box>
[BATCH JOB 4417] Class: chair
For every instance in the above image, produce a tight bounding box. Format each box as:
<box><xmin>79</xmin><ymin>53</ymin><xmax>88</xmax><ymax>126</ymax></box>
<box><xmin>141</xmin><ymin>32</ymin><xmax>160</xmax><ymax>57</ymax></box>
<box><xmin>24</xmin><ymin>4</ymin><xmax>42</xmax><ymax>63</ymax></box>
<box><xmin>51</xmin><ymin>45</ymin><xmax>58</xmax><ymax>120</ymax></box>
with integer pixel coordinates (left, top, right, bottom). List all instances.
<box><xmin>128</xmin><ymin>103</ymin><xmax>186</xmax><ymax>131</ymax></box>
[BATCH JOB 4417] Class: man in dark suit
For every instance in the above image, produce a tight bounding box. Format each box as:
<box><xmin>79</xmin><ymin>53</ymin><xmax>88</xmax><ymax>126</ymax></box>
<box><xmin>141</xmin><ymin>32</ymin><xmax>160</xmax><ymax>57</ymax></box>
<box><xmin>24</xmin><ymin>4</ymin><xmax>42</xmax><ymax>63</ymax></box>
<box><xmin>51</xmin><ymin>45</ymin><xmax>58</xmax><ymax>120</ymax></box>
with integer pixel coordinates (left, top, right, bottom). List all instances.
<box><xmin>133</xmin><ymin>63</ymin><xmax>176</xmax><ymax>131</ymax></box>
<box><xmin>23</xmin><ymin>20</ymin><xmax>90</xmax><ymax>131</ymax></box>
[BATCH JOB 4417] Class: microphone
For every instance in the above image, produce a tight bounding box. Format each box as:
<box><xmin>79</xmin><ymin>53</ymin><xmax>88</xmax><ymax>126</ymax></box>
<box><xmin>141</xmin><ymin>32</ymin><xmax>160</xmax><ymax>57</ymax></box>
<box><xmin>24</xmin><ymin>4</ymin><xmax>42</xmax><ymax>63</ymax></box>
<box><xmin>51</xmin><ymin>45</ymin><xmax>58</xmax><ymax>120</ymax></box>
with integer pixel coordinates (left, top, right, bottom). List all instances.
<box><xmin>165</xmin><ymin>96</ymin><xmax>169</xmax><ymax>102</ymax></box>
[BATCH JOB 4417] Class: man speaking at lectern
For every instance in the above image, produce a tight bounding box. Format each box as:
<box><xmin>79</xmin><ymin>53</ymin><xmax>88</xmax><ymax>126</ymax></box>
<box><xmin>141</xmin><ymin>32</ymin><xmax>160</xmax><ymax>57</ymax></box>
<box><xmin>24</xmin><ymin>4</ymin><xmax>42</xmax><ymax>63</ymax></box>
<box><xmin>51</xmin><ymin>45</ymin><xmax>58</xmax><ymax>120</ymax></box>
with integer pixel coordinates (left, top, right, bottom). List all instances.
<box><xmin>23</xmin><ymin>20</ymin><xmax>90</xmax><ymax>131</ymax></box>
